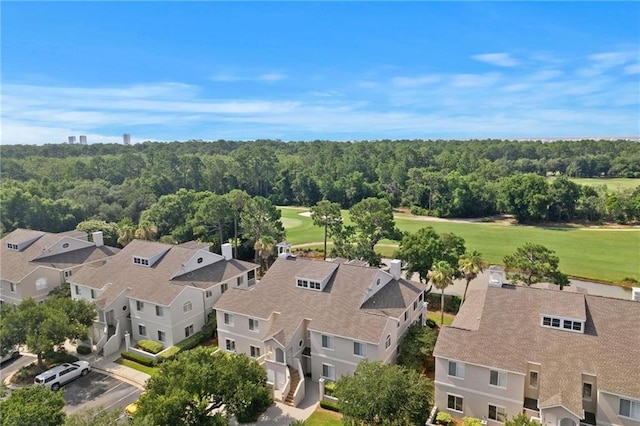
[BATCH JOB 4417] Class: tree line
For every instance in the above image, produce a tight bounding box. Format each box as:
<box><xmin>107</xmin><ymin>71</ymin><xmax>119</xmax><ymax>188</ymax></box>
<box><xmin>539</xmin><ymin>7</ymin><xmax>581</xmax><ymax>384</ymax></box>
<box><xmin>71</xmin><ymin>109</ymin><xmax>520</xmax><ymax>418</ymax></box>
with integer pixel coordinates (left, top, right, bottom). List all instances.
<box><xmin>2</xmin><ymin>139</ymin><xmax>639</xmax><ymax>237</ymax></box>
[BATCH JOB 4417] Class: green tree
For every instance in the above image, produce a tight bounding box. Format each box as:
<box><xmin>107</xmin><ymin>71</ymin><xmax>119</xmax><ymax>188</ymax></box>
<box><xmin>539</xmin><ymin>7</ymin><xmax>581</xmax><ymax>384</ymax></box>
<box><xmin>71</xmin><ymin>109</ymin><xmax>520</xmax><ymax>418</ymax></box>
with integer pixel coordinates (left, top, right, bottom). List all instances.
<box><xmin>396</xmin><ymin>323</ymin><xmax>437</xmax><ymax>372</ymax></box>
<box><xmin>499</xmin><ymin>174</ymin><xmax>550</xmax><ymax>223</ymax></box>
<box><xmin>254</xmin><ymin>235</ymin><xmax>276</xmax><ymax>275</ymax></box>
<box><xmin>428</xmin><ymin>261</ymin><xmax>455</xmax><ymax>326</ymax></box>
<box><xmin>504</xmin><ymin>413</ymin><xmax>540</xmax><ymax>426</ymax></box>
<box><xmin>224</xmin><ymin>189</ymin><xmax>251</xmax><ymax>258</ymax></box>
<box><xmin>459</xmin><ymin>251</ymin><xmax>485</xmax><ymax>302</ymax></box>
<box><xmin>310</xmin><ymin>200</ymin><xmax>342</xmax><ymax>260</ymax></box>
<box><xmin>0</xmin><ymin>385</ymin><xmax>66</xmax><ymax>426</ymax></box>
<box><xmin>241</xmin><ymin>196</ymin><xmax>285</xmax><ymax>264</ymax></box>
<box><xmin>334</xmin><ymin>361</ymin><xmax>432</xmax><ymax>426</ymax></box>
<box><xmin>76</xmin><ymin>219</ymin><xmax>119</xmax><ymax>246</ymax></box>
<box><xmin>116</xmin><ymin>217</ymin><xmax>137</xmax><ymax>246</ymax></box>
<box><xmin>192</xmin><ymin>192</ymin><xmax>231</xmax><ymax>249</ymax></box>
<box><xmin>395</xmin><ymin>227</ymin><xmax>445</xmax><ymax>283</ymax></box>
<box><xmin>64</xmin><ymin>408</ymin><xmax>121</xmax><ymax>426</ymax></box>
<box><xmin>503</xmin><ymin>242</ymin><xmax>562</xmax><ymax>286</ymax></box>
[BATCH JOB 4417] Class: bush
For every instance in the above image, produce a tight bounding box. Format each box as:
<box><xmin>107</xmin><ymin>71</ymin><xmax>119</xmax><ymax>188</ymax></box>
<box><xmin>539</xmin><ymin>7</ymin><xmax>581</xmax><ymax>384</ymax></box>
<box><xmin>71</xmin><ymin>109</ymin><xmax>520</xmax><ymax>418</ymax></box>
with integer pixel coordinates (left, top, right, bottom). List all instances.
<box><xmin>76</xmin><ymin>345</ymin><xmax>92</xmax><ymax>355</ymax></box>
<box><xmin>324</xmin><ymin>381</ymin><xmax>337</xmax><ymax>397</ymax></box>
<box><xmin>436</xmin><ymin>412</ymin><xmax>453</xmax><ymax>426</ymax></box>
<box><xmin>425</xmin><ymin>318</ymin><xmax>437</xmax><ymax>328</ymax></box>
<box><xmin>446</xmin><ymin>295</ymin><xmax>461</xmax><ymax>313</ymax></box>
<box><xmin>427</xmin><ymin>294</ymin><xmax>461</xmax><ymax>314</ymax></box>
<box><xmin>136</xmin><ymin>339</ymin><xmax>164</xmax><ymax>354</ymax></box>
<box><xmin>121</xmin><ymin>351</ymin><xmax>157</xmax><ymax>367</ymax></box>
<box><xmin>46</xmin><ymin>349</ymin><xmax>79</xmax><ymax>365</ymax></box>
<box><xmin>320</xmin><ymin>399</ymin><xmax>341</xmax><ymax>413</ymax></box>
<box><xmin>410</xmin><ymin>206</ymin><xmax>429</xmax><ymax>216</ymax></box>
<box><xmin>175</xmin><ymin>331</ymin><xmax>206</xmax><ymax>351</ymax></box>
<box><xmin>201</xmin><ymin>312</ymin><xmax>217</xmax><ymax>340</ymax></box>
<box><xmin>158</xmin><ymin>346</ymin><xmax>180</xmax><ymax>361</ymax></box>
<box><xmin>464</xmin><ymin>417</ymin><xmax>483</xmax><ymax>426</ymax></box>
<box><xmin>622</xmin><ymin>276</ymin><xmax>638</xmax><ymax>284</ymax></box>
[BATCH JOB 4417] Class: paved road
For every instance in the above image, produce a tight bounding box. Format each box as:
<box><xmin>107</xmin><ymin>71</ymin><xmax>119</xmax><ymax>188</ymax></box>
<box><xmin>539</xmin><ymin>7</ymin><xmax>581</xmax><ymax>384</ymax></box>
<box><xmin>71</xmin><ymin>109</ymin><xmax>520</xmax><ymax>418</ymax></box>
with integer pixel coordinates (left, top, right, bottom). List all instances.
<box><xmin>0</xmin><ymin>352</ymin><xmax>37</xmax><ymax>384</ymax></box>
<box><xmin>62</xmin><ymin>372</ymin><xmax>142</xmax><ymax>416</ymax></box>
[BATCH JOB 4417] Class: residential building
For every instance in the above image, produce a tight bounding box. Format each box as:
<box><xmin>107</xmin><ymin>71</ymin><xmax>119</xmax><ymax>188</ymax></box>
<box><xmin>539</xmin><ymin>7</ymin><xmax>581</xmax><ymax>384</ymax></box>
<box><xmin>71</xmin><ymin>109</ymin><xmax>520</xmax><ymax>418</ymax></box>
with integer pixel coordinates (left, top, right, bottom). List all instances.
<box><xmin>433</xmin><ymin>278</ymin><xmax>640</xmax><ymax>426</ymax></box>
<box><xmin>214</xmin><ymin>245</ymin><xmax>427</xmax><ymax>407</ymax></box>
<box><xmin>68</xmin><ymin>136</ymin><xmax>76</xmax><ymax>144</ymax></box>
<box><xmin>70</xmin><ymin>240</ymin><xmax>257</xmax><ymax>357</ymax></box>
<box><xmin>0</xmin><ymin>229</ymin><xmax>119</xmax><ymax>305</ymax></box>
<box><xmin>123</xmin><ymin>133</ymin><xmax>131</xmax><ymax>145</ymax></box>
<box><xmin>79</xmin><ymin>135</ymin><xmax>87</xmax><ymax>145</ymax></box>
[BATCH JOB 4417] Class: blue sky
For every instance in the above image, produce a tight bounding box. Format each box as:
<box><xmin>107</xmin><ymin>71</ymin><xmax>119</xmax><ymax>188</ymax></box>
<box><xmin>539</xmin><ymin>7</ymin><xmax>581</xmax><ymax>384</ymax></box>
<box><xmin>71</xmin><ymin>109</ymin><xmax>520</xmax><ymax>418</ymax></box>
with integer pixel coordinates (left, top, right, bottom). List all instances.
<box><xmin>2</xmin><ymin>1</ymin><xmax>639</xmax><ymax>144</ymax></box>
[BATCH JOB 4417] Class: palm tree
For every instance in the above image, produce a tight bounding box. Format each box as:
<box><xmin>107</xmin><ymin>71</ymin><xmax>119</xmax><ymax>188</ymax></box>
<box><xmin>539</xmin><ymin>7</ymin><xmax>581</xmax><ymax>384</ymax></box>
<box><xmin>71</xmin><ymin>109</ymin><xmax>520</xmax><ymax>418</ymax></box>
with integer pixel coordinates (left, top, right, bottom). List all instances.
<box><xmin>116</xmin><ymin>219</ymin><xmax>136</xmax><ymax>247</ymax></box>
<box><xmin>428</xmin><ymin>260</ymin><xmax>455</xmax><ymax>326</ymax></box>
<box><xmin>254</xmin><ymin>235</ymin><xmax>276</xmax><ymax>276</ymax></box>
<box><xmin>134</xmin><ymin>222</ymin><xmax>158</xmax><ymax>241</ymax></box>
<box><xmin>459</xmin><ymin>251</ymin><xmax>484</xmax><ymax>303</ymax></box>
<box><xmin>310</xmin><ymin>200</ymin><xmax>342</xmax><ymax>260</ymax></box>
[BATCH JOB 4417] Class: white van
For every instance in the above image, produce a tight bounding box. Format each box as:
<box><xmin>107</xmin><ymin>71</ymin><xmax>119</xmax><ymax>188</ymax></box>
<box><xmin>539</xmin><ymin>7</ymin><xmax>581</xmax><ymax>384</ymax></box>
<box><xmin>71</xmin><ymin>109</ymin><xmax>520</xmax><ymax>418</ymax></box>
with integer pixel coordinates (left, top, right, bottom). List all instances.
<box><xmin>34</xmin><ymin>361</ymin><xmax>90</xmax><ymax>391</ymax></box>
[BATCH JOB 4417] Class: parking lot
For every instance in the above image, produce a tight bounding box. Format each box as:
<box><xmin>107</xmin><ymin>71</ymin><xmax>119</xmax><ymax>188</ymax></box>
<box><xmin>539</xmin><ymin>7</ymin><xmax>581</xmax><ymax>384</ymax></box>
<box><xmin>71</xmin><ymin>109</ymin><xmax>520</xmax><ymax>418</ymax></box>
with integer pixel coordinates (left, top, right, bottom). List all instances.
<box><xmin>61</xmin><ymin>372</ymin><xmax>142</xmax><ymax>416</ymax></box>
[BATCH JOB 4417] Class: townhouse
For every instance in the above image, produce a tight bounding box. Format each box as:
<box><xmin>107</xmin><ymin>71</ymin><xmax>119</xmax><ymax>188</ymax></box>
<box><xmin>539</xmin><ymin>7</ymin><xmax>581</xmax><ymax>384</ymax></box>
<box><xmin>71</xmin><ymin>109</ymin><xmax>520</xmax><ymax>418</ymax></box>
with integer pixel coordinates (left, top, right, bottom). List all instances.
<box><xmin>214</xmin><ymin>244</ymin><xmax>428</xmax><ymax>407</ymax></box>
<box><xmin>70</xmin><ymin>240</ymin><xmax>257</xmax><ymax>357</ymax></box>
<box><xmin>433</xmin><ymin>279</ymin><xmax>640</xmax><ymax>426</ymax></box>
<box><xmin>1</xmin><ymin>228</ymin><xmax>118</xmax><ymax>304</ymax></box>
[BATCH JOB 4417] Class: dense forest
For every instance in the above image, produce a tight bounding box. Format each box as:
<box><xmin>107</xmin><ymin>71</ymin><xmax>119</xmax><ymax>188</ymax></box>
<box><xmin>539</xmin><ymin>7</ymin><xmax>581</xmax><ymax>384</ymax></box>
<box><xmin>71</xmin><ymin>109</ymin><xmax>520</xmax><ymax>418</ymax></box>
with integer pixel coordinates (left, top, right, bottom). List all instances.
<box><xmin>2</xmin><ymin>139</ymin><xmax>639</xmax><ymax>241</ymax></box>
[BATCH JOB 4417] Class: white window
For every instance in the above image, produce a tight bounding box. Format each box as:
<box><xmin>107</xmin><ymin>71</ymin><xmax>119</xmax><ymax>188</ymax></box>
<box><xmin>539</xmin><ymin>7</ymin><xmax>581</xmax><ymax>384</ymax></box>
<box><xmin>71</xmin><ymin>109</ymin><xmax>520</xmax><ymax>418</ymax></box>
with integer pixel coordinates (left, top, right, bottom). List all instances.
<box><xmin>448</xmin><ymin>360</ymin><xmax>465</xmax><ymax>379</ymax></box>
<box><xmin>529</xmin><ymin>371</ymin><xmax>538</xmax><ymax>388</ymax></box>
<box><xmin>138</xmin><ymin>325</ymin><xmax>147</xmax><ymax>336</ymax></box>
<box><xmin>225</xmin><ymin>339</ymin><xmax>236</xmax><ymax>352</ymax></box>
<box><xmin>156</xmin><ymin>305</ymin><xmax>163</xmax><ymax>317</ymax></box>
<box><xmin>157</xmin><ymin>330</ymin><xmax>165</xmax><ymax>342</ymax></box>
<box><xmin>488</xmin><ymin>404</ymin><xmax>506</xmax><ymax>422</ymax></box>
<box><xmin>583</xmin><ymin>383</ymin><xmax>592</xmax><ymax>400</ymax></box>
<box><xmin>183</xmin><ymin>301</ymin><xmax>192</xmax><ymax>313</ymax></box>
<box><xmin>136</xmin><ymin>300</ymin><xmax>144</xmax><ymax>311</ymax></box>
<box><xmin>490</xmin><ymin>370</ymin><xmax>507</xmax><ymax>388</ymax></box>
<box><xmin>447</xmin><ymin>394</ymin><xmax>463</xmax><ymax>412</ymax></box>
<box><xmin>7</xmin><ymin>243</ymin><xmax>18</xmax><ymax>250</ymax></box>
<box><xmin>249</xmin><ymin>318</ymin><xmax>259</xmax><ymax>332</ymax></box>
<box><xmin>221</xmin><ymin>283</ymin><xmax>228</xmax><ymax>294</ymax></box>
<box><xmin>237</xmin><ymin>276</ymin><xmax>244</xmax><ymax>286</ymax></box>
<box><xmin>404</xmin><ymin>310</ymin><xmax>408</xmax><ymax>321</ymax></box>
<box><xmin>413</xmin><ymin>300</ymin><xmax>418</xmax><ymax>310</ymax></box>
<box><xmin>64</xmin><ymin>270</ymin><xmax>73</xmax><ymax>278</ymax></box>
<box><xmin>75</xmin><ymin>285</ymin><xmax>81</xmax><ymax>295</ymax></box>
<box><xmin>322</xmin><ymin>363</ymin><xmax>335</xmax><ymax>380</ymax></box>
<box><xmin>90</xmin><ymin>289</ymin><xmax>97</xmax><ymax>299</ymax></box>
<box><xmin>10</xmin><ymin>282</ymin><xmax>16</xmax><ymax>292</ymax></box>
<box><xmin>185</xmin><ymin>324</ymin><xmax>194</xmax><ymax>337</ymax></box>
<box><xmin>250</xmin><ymin>346</ymin><xmax>261</xmax><ymax>358</ymax></box>
<box><xmin>224</xmin><ymin>313</ymin><xmax>234</xmax><ymax>326</ymax></box>
<box><xmin>133</xmin><ymin>257</ymin><xmax>149</xmax><ymax>266</ymax></box>
<box><xmin>35</xmin><ymin>278</ymin><xmax>47</xmax><ymax>291</ymax></box>
<box><xmin>620</xmin><ymin>398</ymin><xmax>640</xmax><ymax>420</ymax></box>
<box><xmin>385</xmin><ymin>334</ymin><xmax>391</xmax><ymax>349</ymax></box>
<box><xmin>205</xmin><ymin>290</ymin><xmax>212</xmax><ymax>298</ymax></box>
<box><xmin>321</xmin><ymin>334</ymin><xmax>334</xmax><ymax>350</ymax></box>
<box><xmin>354</xmin><ymin>341</ymin><xmax>367</xmax><ymax>357</ymax></box>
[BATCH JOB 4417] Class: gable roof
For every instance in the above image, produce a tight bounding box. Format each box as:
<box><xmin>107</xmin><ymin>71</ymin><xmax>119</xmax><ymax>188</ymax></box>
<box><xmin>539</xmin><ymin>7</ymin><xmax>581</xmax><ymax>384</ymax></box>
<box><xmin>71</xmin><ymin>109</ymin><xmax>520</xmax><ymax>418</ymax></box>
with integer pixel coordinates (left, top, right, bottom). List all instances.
<box><xmin>70</xmin><ymin>239</ymin><xmax>257</xmax><ymax>307</ymax></box>
<box><xmin>434</xmin><ymin>285</ymin><xmax>640</xmax><ymax>416</ymax></box>
<box><xmin>0</xmin><ymin>228</ymin><xmax>119</xmax><ymax>283</ymax></box>
<box><xmin>214</xmin><ymin>256</ymin><xmax>427</xmax><ymax>345</ymax></box>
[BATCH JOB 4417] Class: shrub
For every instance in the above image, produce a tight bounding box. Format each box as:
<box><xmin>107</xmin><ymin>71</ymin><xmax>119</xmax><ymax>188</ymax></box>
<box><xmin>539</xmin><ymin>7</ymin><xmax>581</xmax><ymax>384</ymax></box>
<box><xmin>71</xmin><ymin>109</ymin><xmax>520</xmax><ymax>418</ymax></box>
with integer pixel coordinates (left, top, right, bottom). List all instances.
<box><xmin>464</xmin><ymin>417</ymin><xmax>483</xmax><ymax>426</ymax></box>
<box><xmin>446</xmin><ymin>295</ymin><xmax>461</xmax><ymax>313</ymax></box>
<box><xmin>410</xmin><ymin>206</ymin><xmax>429</xmax><ymax>216</ymax></box>
<box><xmin>121</xmin><ymin>351</ymin><xmax>157</xmax><ymax>367</ymax></box>
<box><xmin>158</xmin><ymin>346</ymin><xmax>180</xmax><ymax>361</ymax></box>
<box><xmin>76</xmin><ymin>345</ymin><xmax>92</xmax><ymax>355</ymax></box>
<box><xmin>175</xmin><ymin>331</ymin><xmax>206</xmax><ymax>351</ymax></box>
<box><xmin>289</xmin><ymin>421</ymin><xmax>308</xmax><ymax>426</ymax></box>
<box><xmin>436</xmin><ymin>411</ymin><xmax>453</xmax><ymax>426</ymax></box>
<box><xmin>320</xmin><ymin>399</ymin><xmax>341</xmax><ymax>413</ymax></box>
<box><xmin>324</xmin><ymin>381</ymin><xmax>337</xmax><ymax>397</ymax></box>
<box><xmin>46</xmin><ymin>349</ymin><xmax>79</xmax><ymax>365</ymax></box>
<box><xmin>622</xmin><ymin>276</ymin><xmax>638</xmax><ymax>284</ymax></box>
<box><xmin>425</xmin><ymin>318</ymin><xmax>437</xmax><ymax>328</ymax></box>
<box><xmin>136</xmin><ymin>339</ymin><xmax>164</xmax><ymax>354</ymax></box>
<box><xmin>201</xmin><ymin>312</ymin><xmax>217</xmax><ymax>339</ymax></box>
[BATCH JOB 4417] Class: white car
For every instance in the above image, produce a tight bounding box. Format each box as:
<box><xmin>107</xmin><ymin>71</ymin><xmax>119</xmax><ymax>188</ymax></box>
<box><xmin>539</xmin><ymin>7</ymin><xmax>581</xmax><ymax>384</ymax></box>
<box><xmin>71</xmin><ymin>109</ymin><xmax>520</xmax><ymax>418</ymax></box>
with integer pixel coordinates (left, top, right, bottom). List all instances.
<box><xmin>34</xmin><ymin>360</ymin><xmax>91</xmax><ymax>391</ymax></box>
<box><xmin>0</xmin><ymin>349</ymin><xmax>19</xmax><ymax>364</ymax></box>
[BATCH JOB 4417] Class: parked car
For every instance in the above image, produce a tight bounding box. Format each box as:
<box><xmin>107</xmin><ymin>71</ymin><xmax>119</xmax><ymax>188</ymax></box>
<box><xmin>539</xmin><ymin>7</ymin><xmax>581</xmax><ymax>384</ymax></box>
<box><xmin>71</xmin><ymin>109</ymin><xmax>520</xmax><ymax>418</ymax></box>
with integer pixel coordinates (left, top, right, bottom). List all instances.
<box><xmin>34</xmin><ymin>361</ymin><xmax>90</xmax><ymax>391</ymax></box>
<box><xmin>0</xmin><ymin>348</ymin><xmax>19</xmax><ymax>364</ymax></box>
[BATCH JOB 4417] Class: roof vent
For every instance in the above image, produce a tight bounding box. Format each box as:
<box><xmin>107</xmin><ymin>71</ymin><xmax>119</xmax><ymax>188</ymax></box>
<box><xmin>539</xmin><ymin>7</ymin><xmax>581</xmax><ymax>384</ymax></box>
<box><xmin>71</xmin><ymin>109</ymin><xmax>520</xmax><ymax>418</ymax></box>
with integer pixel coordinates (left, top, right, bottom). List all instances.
<box><xmin>488</xmin><ymin>265</ymin><xmax>504</xmax><ymax>287</ymax></box>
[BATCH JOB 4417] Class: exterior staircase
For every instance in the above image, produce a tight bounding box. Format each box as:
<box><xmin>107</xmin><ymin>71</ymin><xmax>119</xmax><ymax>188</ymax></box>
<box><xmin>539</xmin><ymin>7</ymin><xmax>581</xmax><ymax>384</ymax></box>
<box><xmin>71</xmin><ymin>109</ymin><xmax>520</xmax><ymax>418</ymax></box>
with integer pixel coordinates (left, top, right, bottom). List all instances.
<box><xmin>284</xmin><ymin>368</ymin><xmax>300</xmax><ymax>406</ymax></box>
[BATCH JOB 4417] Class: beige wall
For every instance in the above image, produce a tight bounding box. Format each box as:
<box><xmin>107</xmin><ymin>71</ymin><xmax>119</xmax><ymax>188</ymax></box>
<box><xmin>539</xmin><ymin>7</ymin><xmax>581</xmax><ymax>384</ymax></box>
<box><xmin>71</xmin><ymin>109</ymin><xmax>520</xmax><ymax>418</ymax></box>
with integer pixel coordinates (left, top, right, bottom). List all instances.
<box><xmin>35</xmin><ymin>236</ymin><xmax>93</xmax><ymax>258</ymax></box>
<box><xmin>540</xmin><ymin>406</ymin><xmax>580</xmax><ymax>426</ymax></box>
<box><xmin>434</xmin><ymin>357</ymin><xmax>525</xmax><ymax>421</ymax></box>
<box><xmin>598</xmin><ymin>391</ymin><xmax>639</xmax><ymax>426</ymax></box>
<box><xmin>17</xmin><ymin>267</ymin><xmax>64</xmax><ymax>302</ymax></box>
<box><xmin>581</xmin><ymin>373</ymin><xmax>597</xmax><ymax>414</ymax></box>
<box><xmin>216</xmin><ymin>309</ymin><xmax>269</xmax><ymax>358</ymax></box>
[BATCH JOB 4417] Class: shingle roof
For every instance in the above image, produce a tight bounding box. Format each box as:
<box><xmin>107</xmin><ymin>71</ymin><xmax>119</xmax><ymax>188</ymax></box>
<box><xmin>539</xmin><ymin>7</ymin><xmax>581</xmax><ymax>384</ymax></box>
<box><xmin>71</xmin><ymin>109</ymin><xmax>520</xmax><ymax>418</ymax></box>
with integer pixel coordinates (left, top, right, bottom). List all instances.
<box><xmin>70</xmin><ymin>239</ymin><xmax>256</xmax><ymax>307</ymax></box>
<box><xmin>0</xmin><ymin>229</ymin><xmax>118</xmax><ymax>282</ymax></box>
<box><xmin>434</xmin><ymin>285</ymin><xmax>640</xmax><ymax>416</ymax></box>
<box><xmin>214</xmin><ymin>256</ymin><xmax>426</xmax><ymax>345</ymax></box>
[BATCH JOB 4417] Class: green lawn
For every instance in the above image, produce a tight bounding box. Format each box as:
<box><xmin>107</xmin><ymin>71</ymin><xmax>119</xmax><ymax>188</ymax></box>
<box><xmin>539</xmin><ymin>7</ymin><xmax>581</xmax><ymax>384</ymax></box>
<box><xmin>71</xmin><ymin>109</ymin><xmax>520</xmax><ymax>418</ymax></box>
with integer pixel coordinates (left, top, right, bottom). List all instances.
<box><xmin>279</xmin><ymin>206</ymin><xmax>640</xmax><ymax>284</ymax></box>
<box><xmin>306</xmin><ymin>408</ymin><xmax>342</xmax><ymax>426</ymax></box>
<box><xmin>428</xmin><ymin>311</ymin><xmax>455</xmax><ymax>326</ymax></box>
<box><xmin>566</xmin><ymin>177</ymin><xmax>640</xmax><ymax>191</ymax></box>
<box><xmin>115</xmin><ymin>358</ymin><xmax>159</xmax><ymax>376</ymax></box>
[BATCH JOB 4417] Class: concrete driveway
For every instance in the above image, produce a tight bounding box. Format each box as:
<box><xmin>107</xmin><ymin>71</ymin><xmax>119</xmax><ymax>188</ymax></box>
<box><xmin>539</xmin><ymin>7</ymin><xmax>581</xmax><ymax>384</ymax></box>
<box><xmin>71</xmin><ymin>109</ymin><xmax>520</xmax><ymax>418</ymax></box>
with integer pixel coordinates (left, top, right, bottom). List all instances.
<box><xmin>62</xmin><ymin>371</ymin><xmax>142</xmax><ymax>415</ymax></box>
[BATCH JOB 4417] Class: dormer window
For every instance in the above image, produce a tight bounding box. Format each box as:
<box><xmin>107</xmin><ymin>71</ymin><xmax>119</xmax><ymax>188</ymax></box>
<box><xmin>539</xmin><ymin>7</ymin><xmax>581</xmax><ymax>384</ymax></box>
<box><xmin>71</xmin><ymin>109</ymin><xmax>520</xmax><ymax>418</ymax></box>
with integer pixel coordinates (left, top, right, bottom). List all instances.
<box><xmin>133</xmin><ymin>257</ymin><xmax>150</xmax><ymax>266</ymax></box>
<box><xmin>541</xmin><ymin>315</ymin><xmax>583</xmax><ymax>333</ymax></box>
<box><xmin>296</xmin><ymin>278</ymin><xmax>321</xmax><ymax>291</ymax></box>
<box><xmin>7</xmin><ymin>243</ymin><xmax>18</xmax><ymax>250</ymax></box>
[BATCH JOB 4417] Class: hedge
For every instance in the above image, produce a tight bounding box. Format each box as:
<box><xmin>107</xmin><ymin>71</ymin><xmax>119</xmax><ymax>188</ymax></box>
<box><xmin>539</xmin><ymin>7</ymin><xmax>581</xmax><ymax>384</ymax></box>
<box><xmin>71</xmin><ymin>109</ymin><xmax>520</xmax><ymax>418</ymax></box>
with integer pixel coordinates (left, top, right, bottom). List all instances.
<box><xmin>121</xmin><ymin>351</ymin><xmax>157</xmax><ymax>367</ymax></box>
<box><xmin>175</xmin><ymin>331</ymin><xmax>206</xmax><ymax>351</ymax></box>
<box><xmin>320</xmin><ymin>400</ymin><xmax>341</xmax><ymax>413</ymax></box>
<box><xmin>158</xmin><ymin>346</ymin><xmax>180</xmax><ymax>361</ymax></box>
<box><xmin>324</xmin><ymin>381</ymin><xmax>337</xmax><ymax>397</ymax></box>
<box><xmin>136</xmin><ymin>339</ymin><xmax>164</xmax><ymax>354</ymax></box>
<box><xmin>76</xmin><ymin>345</ymin><xmax>92</xmax><ymax>355</ymax></box>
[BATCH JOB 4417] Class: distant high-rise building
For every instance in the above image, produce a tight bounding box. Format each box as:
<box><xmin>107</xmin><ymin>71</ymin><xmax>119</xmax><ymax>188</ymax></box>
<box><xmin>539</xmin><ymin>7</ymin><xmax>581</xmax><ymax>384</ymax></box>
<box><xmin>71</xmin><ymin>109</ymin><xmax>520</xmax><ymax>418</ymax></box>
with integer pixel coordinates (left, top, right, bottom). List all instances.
<box><xmin>79</xmin><ymin>135</ymin><xmax>87</xmax><ymax>145</ymax></box>
<box><xmin>123</xmin><ymin>133</ymin><xmax>131</xmax><ymax>145</ymax></box>
<box><xmin>68</xmin><ymin>136</ymin><xmax>76</xmax><ymax>144</ymax></box>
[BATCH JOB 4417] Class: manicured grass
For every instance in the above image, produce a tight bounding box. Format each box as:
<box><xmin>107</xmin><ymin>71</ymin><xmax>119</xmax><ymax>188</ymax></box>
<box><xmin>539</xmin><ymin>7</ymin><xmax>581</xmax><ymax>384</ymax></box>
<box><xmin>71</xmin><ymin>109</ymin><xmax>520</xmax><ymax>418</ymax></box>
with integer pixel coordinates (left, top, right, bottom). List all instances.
<box><xmin>115</xmin><ymin>358</ymin><xmax>159</xmax><ymax>376</ymax></box>
<box><xmin>306</xmin><ymin>407</ymin><xmax>343</xmax><ymax>426</ymax></box>
<box><xmin>567</xmin><ymin>177</ymin><xmax>640</xmax><ymax>191</ymax></box>
<box><xmin>428</xmin><ymin>311</ymin><xmax>455</xmax><ymax>326</ymax></box>
<box><xmin>279</xmin><ymin>206</ymin><xmax>640</xmax><ymax>284</ymax></box>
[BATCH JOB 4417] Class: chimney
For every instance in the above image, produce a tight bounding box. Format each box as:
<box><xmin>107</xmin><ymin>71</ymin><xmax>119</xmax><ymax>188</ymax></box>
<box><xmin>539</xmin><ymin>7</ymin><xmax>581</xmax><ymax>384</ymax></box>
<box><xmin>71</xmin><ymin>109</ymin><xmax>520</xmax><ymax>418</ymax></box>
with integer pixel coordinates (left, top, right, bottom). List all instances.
<box><xmin>221</xmin><ymin>243</ymin><xmax>233</xmax><ymax>260</ymax></box>
<box><xmin>390</xmin><ymin>259</ymin><xmax>402</xmax><ymax>280</ymax></box>
<box><xmin>633</xmin><ymin>288</ymin><xmax>640</xmax><ymax>302</ymax></box>
<box><xmin>92</xmin><ymin>231</ymin><xmax>104</xmax><ymax>247</ymax></box>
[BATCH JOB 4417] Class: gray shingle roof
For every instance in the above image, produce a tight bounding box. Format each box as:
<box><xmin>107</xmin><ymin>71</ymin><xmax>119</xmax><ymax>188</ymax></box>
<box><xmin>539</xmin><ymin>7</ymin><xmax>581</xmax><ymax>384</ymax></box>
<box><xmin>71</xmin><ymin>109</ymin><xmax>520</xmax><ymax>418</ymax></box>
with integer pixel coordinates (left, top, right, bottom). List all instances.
<box><xmin>434</xmin><ymin>285</ymin><xmax>640</xmax><ymax>416</ymax></box>
<box><xmin>214</xmin><ymin>256</ymin><xmax>427</xmax><ymax>345</ymax></box>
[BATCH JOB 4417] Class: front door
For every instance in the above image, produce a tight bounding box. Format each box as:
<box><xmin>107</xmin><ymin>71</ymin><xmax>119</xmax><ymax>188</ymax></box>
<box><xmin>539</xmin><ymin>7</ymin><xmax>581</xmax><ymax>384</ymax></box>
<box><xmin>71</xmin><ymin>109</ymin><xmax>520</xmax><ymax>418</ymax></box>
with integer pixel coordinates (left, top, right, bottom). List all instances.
<box><xmin>105</xmin><ymin>310</ymin><xmax>115</xmax><ymax>326</ymax></box>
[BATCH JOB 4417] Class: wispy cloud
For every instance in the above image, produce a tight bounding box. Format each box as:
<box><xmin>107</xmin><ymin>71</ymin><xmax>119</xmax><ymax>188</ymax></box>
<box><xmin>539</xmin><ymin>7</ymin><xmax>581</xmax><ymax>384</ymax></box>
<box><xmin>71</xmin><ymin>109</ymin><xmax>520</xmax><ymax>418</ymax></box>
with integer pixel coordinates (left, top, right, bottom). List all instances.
<box><xmin>471</xmin><ymin>53</ymin><xmax>520</xmax><ymax>67</ymax></box>
<box><xmin>391</xmin><ymin>75</ymin><xmax>441</xmax><ymax>88</ymax></box>
<box><xmin>210</xmin><ymin>71</ymin><xmax>287</xmax><ymax>83</ymax></box>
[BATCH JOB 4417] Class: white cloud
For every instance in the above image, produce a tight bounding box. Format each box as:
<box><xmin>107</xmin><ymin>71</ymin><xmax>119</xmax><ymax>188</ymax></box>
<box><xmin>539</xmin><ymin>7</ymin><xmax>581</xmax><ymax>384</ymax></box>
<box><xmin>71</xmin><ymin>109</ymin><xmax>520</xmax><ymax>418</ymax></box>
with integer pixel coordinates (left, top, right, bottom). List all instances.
<box><xmin>471</xmin><ymin>53</ymin><xmax>519</xmax><ymax>67</ymax></box>
<box><xmin>530</xmin><ymin>70</ymin><xmax>563</xmax><ymax>81</ymax></box>
<box><xmin>210</xmin><ymin>71</ymin><xmax>287</xmax><ymax>83</ymax></box>
<box><xmin>391</xmin><ymin>75</ymin><xmax>441</xmax><ymax>88</ymax></box>
<box><xmin>450</xmin><ymin>73</ymin><xmax>501</xmax><ymax>88</ymax></box>
<box><xmin>257</xmin><ymin>72</ymin><xmax>287</xmax><ymax>82</ymax></box>
<box><xmin>588</xmin><ymin>51</ymin><xmax>637</xmax><ymax>68</ymax></box>
<box><xmin>624</xmin><ymin>63</ymin><xmax>640</xmax><ymax>75</ymax></box>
